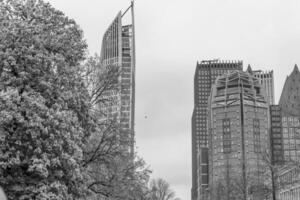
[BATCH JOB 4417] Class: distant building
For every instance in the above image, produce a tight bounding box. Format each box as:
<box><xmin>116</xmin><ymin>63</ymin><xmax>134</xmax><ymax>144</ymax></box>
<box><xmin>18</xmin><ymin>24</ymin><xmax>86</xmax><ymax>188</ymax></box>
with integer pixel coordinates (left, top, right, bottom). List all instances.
<box><xmin>99</xmin><ymin>2</ymin><xmax>136</xmax><ymax>154</ymax></box>
<box><xmin>191</xmin><ymin>60</ymin><xmax>242</xmax><ymax>200</ymax></box>
<box><xmin>279</xmin><ymin>65</ymin><xmax>300</xmax><ymax>163</ymax></box>
<box><xmin>246</xmin><ymin>65</ymin><xmax>275</xmax><ymax>105</ymax></box>
<box><xmin>277</xmin><ymin>165</ymin><xmax>300</xmax><ymax>200</ymax></box>
<box><xmin>207</xmin><ymin>71</ymin><xmax>270</xmax><ymax>200</ymax></box>
<box><xmin>270</xmin><ymin>105</ymin><xmax>284</xmax><ymax>165</ymax></box>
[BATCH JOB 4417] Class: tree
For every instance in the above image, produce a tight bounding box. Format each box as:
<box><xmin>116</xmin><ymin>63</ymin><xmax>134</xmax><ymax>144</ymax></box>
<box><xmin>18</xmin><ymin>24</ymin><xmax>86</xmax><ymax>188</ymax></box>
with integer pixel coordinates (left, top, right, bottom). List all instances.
<box><xmin>82</xmin><ymin>55</ymin><xmax>151</xmax><ymax>200</ymax></box>
<box><xmin>0</xmin><ymin>1</ymin><xmax>152</xmax><ymax>199</ymax></box>
<box><xmin>260</xmin><ymin>148</ymin><xmax>300</xmax><ymax>200</ymax></box>
<box><xmin>148</xmin><ymin>178</ymin><xmax>181</xmax><ymax>200</ymax></box>
<box><xmin>0</xmin><ymin>0</ymin><xmax>92</xmax><ymax>199</ymax></box>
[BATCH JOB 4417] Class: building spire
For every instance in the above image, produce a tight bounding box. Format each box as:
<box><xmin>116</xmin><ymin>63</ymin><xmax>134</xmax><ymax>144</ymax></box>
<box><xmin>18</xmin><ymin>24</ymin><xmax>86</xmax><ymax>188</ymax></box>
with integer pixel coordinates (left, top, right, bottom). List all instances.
<box><xmin>293</xmin><ymin>64</ymin><xmax>299</xmax><ymax>73</ymax></box>
<box><xmin>246</xmin><ymin>64</ymin><xmax>253</xmax><ymax>74</ymax></box>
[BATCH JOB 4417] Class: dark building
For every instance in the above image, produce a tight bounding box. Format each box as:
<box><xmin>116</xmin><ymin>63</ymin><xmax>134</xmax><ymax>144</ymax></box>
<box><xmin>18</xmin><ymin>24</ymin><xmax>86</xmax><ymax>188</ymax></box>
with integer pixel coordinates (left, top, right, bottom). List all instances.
<box><xmin>279</xmin><ymin>65</ymin><xmax>300</xmax><ymax>163</ymax></box>
<box><xmin>191</xmin><ymin>60</ymin><xmax>243</xmax><ymax>200</ymax></box>
<box><xmin>197</xmin><ymin>147</ymin><xmax>209</xmax><ymax>200</ymax></box>
<box><xmin>269</xmin><ymin>105</ymin><xmax>284</xmax><ymax>165</ymax></box>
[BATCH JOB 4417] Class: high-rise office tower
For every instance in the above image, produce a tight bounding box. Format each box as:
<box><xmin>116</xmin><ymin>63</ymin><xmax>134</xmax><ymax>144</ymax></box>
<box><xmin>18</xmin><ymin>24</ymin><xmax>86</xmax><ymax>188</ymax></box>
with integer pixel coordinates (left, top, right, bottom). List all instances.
<box><xmin>207</xmin><ymin>71</ymin><xmax>270</xmax><ymax>200</ymax></box>
<box><xmin>191</xmin><ymin>60</ymin><xmax>242</xmax><ymax>200</ymax></box>
<box><xmin>99</xmin><ymin>2</ymin><xmax>136</xmax><ymax>154</ymax></box>
<box><xmin>279</xmin><ymin>65</ymin><xmax>300</xmax><ymax>162</ymax></box>
<box><xmin>246</xmin><ymin>65</ymin><xmax>275</xmax><ymax>105</ymax></box>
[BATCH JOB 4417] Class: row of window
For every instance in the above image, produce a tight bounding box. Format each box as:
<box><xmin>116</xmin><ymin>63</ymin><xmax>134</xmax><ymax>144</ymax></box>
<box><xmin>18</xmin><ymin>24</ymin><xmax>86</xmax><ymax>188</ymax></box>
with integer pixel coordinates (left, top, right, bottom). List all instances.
<box><xmin>223</xmin><ymin>119</ymin><xmax>231</xmax><ymax>153</ymax></box>
<box><xmin>279</xmin><ymin>187</ymin><xmax>300</xmax><ymax>200</ymax></box>
<box><xmin>253</xmin><ymin>119</ymin><xmax>261</xmax><ymax>153</ymax></box>
<box><xmin>282</xmin><ymin>117</ymin><xmax>300</xmax><ymax>126</ymax></box>
<box><xmin>219</xmin><ymin>118</ymin><xmax>261</xmax><ymax>154</ymax></box>
<box><xmin>198</xmin><ymin>70</ymin><xmax>228</xmax><ymax>75</ymax></box>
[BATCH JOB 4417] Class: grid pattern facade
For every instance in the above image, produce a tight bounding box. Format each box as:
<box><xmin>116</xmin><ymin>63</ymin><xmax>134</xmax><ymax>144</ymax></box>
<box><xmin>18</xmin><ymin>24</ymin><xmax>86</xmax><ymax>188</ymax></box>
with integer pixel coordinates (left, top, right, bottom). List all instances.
<box><xmin>100</xmin><ymin>13</ymin><xmax>122</xmax><ymax>66</ymax></box>
<box><xmin>191</xmin><ymin>60</ymin><xmax>242</xmax><ymax>200</ymax></box>
<box><xmin>253</xmin><ymin>71</ymin><xmax>275</xmax><ymax>105</ymax></box>
<box><xmin>120</xmin><ymin>25</ymin><xmax>135</xmax><ymax>150</ymax></box>
<box><xmin>99</xmin><ymin>7</ymin><xmax>135</xmax><ymax>154</ymax></box>
<box><xmin>246</xmin><ymin>66</ymin><xmax>275</xmax><ymax>105</ymax></box>
<box><xmin>269</xmin><ymin>105</ymin><xmax>284</xmax><ymax>165</ymax></box>
<box><xmin>207</xmin><ymin>71</ymin><xmax>270</xmax><ymax>200</ymax></box>
<box><xmin>278</xmin><ymin>166</ymin><xmax>300</xmax><ymax>200</ymax></box>
<box><xmin>222</xmin><ymin>119</ymin><xmax>231</xmax><ymax>153</ymax></box>
<box><xmin>197</xmin><ymin>148</ymin><xmax>209</xmax><ymax>200</ymax></box>
<box><xmin>282</xmin><ymin>116</ymin><xmax>300</xmax><ymax>162</ymax></box>
<box><xmin>279</xmin><ymin>65</ymin><xmax>300</xmax><ymax>163</ymax></box>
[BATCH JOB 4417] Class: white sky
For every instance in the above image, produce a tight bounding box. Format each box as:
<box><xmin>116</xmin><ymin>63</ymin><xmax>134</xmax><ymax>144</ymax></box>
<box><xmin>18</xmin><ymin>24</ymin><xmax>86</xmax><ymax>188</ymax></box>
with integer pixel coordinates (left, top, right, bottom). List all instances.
<box><xmin>47</xmin><ymin>0</ymin><xmax>300</xmax><ymax>199</ymax></box>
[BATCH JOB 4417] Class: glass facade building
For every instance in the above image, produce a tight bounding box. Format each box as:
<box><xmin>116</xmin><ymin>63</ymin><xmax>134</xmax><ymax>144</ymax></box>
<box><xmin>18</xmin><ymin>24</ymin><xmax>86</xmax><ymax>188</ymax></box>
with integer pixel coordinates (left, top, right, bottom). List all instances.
<box><xmin>99</xmin><ymin>3</ymin><xmax>136</xmax><ymax>154</ymax></box>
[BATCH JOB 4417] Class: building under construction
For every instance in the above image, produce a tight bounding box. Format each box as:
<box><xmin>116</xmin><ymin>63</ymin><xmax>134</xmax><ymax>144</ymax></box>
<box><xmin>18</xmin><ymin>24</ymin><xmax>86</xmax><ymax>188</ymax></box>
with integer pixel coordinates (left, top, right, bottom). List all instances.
<box><xmin>207</xmin><ymin>71</ymin><xmax>270</xmax><ymax>200</ymax></box>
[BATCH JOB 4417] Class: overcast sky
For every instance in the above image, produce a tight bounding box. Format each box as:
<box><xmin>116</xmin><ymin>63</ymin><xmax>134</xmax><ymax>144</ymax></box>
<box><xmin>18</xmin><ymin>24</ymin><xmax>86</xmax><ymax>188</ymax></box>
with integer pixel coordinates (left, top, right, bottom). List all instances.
<box><xmin>47</xmin><ymin>0</ymin><xmax>300</xmax><ymax>199</ymax></box>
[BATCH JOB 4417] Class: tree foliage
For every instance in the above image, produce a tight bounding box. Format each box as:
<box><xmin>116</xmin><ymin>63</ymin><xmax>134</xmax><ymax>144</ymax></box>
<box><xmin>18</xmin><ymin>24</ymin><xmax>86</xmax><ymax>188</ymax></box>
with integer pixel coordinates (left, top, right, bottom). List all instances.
<box><xmin>0</xmin><ymin>0</ymin><xmax>92</xmax><ymax>199</ymax></box>
<box><xmin>0</xmin><ymin>0</ymin><xmax>152</xmax><ymax>199</ymax></box>
<box><xmin>148</xmin><ymin>178</ymin><xmax>181</xmax><ymax>200</ymax></box>
<box><xmin>83</xmin><ymin>55</ymin><xmax>151</xmax><ymax>200</ymax></box>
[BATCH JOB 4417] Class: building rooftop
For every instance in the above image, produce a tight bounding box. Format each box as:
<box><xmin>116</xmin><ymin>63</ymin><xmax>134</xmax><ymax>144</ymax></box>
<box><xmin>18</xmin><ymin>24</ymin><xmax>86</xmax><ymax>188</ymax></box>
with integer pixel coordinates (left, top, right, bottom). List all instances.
<box><xmin>279</xmin><ymin>64</ymin><xmax>300</xmax><ymax>116</ymax></box>
<box><xmin>210</xmin><ymin>70</ymin><xmax>267</xmax><ymax>106</ymax></box>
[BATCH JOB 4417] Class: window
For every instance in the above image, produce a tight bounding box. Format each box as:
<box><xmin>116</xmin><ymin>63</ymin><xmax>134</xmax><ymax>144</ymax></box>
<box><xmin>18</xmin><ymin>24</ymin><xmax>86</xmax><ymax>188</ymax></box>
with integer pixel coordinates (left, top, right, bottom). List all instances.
<box><xmin>223</xmin><ymin>118</ymin><xmax>231</xmax><ymax>153</ymax></box>
<box><xmin>253</xmin><ymin>119</ymin><xmax>261</xmax><ymax>153</ymax></box>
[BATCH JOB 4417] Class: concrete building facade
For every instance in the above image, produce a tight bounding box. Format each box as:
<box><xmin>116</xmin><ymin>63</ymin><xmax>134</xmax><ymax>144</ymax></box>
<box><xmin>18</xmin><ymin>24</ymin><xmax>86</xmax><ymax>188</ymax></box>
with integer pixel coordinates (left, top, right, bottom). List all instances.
<box><xmin>207</xmin><ymin>71</ymin><xmax>270</xmax><ymax>200</ymax></box>
<box><xmin>191</xmin><ymin>60</ymin><xmax>243</xmax><ymax>200</ymax></box>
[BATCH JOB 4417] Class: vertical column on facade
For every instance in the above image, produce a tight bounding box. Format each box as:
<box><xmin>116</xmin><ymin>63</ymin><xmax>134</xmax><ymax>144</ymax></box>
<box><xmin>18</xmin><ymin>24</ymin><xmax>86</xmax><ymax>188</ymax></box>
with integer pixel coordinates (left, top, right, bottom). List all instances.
<box><xmin>272</xmin><ymin>71</ymin><xmax>275</xmax><ymax>104</ymax></box>
<box><xmin>224</xmin><ymin>73</ymin><xmax>230</xmax><ymax>200</ymax></box>
<box><xmin>104</xmin><ymin>33</ymin><xmax>106</xmax><ymax>63</ymax></box>
<box><xmin>112</xmin><ymin>21</ymin><xmax>115</xmax><ymax>61</ymax></box>
<box><xmin>109</xmin><ymin>27</ymin><xmax>112</xmax><ymax>64</ymax></box>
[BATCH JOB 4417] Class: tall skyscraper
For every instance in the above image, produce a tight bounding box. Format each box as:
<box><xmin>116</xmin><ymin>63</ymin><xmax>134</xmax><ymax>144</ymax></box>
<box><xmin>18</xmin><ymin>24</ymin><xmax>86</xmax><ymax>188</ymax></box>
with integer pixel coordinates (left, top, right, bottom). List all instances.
<box><xmin>191</xmin><ymin>60</ymin><xmax>243</xmax><ymax>200</ymax></box>
<box><xmin>99</xmin><ymin>2</ymin><xmax>136</xmax><ymax>154</ymax></box>
<box><xmin>246</xmin><ymin>65</ymin><xmax>275</xmax><ymax>105</ymax></box>
<box><xmin>207</xmin><ymin>71</ymin><xmax>270</xmax><ymax>200</ymax></box>
<box><xmin>279</xmin><ymin>65</ymin><xmax>300</xmax><ymax>163</ymax></box>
